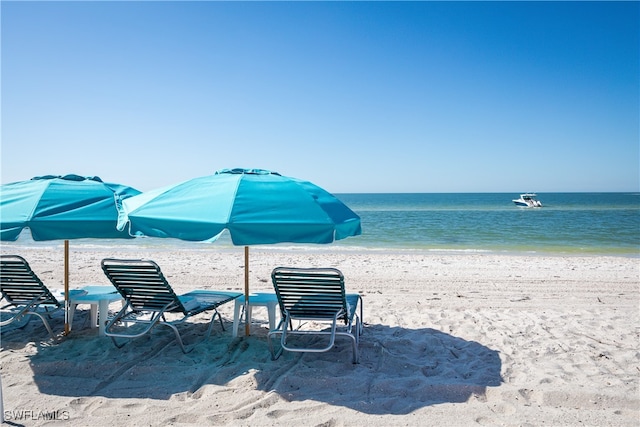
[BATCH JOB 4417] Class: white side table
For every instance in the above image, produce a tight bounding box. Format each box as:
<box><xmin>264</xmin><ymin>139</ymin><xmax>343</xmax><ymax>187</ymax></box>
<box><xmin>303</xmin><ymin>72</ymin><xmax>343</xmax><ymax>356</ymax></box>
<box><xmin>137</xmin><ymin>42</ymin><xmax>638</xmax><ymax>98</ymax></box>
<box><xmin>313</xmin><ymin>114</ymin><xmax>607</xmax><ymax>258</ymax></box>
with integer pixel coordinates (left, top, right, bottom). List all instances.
<box><xmin>232</xmin><ymin>293</ymin><xmax>279</xmax><ymax>337</ymax></box>
<box><xmin>69</xmin><ymin>285</ymin><xmax>124</xmax><ymax>336</ymax></box>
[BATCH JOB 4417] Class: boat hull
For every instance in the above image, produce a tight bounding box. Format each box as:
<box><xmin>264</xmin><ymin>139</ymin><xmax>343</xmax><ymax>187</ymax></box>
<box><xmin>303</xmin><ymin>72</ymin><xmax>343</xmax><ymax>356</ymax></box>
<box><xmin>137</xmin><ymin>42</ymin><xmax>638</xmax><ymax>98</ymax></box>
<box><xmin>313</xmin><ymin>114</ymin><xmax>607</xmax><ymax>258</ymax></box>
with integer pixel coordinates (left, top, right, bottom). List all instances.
<box><xmin>512</xmin><ymin>194</ymin><xmax>543</xmax><ymax>207</ymax></box>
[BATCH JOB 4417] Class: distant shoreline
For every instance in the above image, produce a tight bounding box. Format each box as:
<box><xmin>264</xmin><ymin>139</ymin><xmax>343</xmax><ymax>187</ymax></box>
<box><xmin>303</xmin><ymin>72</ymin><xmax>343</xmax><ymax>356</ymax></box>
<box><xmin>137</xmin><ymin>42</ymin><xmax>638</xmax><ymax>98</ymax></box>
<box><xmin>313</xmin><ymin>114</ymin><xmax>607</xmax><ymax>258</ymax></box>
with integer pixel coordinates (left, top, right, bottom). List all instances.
<box><xmin>2</xmin><ymin>239</ymin><xmax>638</xmax><ymax>259</ymax></box>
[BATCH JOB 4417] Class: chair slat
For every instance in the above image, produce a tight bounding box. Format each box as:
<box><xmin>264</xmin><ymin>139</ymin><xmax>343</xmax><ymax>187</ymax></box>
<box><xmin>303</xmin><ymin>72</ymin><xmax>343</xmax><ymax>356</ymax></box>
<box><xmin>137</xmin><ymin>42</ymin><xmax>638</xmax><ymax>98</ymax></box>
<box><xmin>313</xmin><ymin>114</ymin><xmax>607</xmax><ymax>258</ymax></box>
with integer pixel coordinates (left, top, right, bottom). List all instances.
<box><xmin>102</xmin><ymin>259</ymin><xmax>185</xmax><ymax>312</ymax></box>
<box><xmin>1</xmin><ymin>255</ymin><xmax>60</xmax><ymax>306</ymax></box>
<box><xmin>272</xmin><ymin>267</ymin><xmax>348</xmax><ymax>321</ymax></box>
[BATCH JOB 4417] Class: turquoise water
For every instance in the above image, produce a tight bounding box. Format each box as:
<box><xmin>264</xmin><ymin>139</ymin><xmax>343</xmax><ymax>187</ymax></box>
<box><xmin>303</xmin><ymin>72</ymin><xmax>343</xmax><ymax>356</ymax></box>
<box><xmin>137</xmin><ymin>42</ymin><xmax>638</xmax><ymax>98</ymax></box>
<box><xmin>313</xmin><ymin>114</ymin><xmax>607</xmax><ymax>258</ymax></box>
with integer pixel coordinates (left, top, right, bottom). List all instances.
<box><xmin>3</xmin><ymin>193</ymin><xmax>639</xmax><ymax>256</ymax></box>
<box><xmin>333</xmin><ymin>193</ymin><xmax>640</xmax><ymax>255</ymax></box>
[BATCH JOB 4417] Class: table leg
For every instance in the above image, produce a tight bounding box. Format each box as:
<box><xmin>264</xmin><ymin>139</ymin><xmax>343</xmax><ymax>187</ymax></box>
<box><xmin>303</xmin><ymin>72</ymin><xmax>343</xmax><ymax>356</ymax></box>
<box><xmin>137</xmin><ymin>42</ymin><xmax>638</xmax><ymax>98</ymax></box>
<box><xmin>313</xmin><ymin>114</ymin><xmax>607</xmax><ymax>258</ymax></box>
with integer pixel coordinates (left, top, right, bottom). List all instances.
<box><xmin>246</xmin><ymin>305</ymin><xmax>253</xmax><ymax>332</ymax></box>
<box><xmin>232</xmin><ymin>300</ymin><xmax>242</xmax><ymax>338</ymax></box>
<box><xmin>98</xmin><ymin>299</ymin><xmax>108</xmax><ymax>336</ymax></box>
<box><xmin>90</xmin><ymin>304</ymin><xmax>98</xmax><ymax>330</ymax></box>
<box><xmin>68</xmin><ymin>303</ymin><xmax>77</xmax><ymax>331</ymax></box>
<box><xmin>267</xmin><ymin>302</ymin><xmax>276</xmax><ymax>331</ymax></box>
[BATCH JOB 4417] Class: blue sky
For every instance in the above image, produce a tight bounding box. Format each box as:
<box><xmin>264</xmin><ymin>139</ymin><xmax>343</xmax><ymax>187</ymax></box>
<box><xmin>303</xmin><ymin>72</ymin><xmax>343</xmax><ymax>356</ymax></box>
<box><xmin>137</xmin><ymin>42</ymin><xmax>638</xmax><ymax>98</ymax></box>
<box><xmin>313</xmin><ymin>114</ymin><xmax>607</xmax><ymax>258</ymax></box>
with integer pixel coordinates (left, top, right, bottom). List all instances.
<box><xmin>2</xmin><ymin>1</ymin><xmax>638</xmax><ymax>193</ymax></box>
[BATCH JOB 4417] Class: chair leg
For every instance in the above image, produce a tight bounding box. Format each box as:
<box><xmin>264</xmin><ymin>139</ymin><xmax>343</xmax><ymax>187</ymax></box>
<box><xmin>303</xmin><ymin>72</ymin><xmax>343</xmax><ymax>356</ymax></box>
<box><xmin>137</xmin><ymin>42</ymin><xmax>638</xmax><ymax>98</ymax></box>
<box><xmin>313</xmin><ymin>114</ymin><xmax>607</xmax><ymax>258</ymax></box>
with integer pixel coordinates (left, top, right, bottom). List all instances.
<box><xmin>203</xmin><ymin>310</ymin><xmax>222</xmax><ymax>338</ymax></box>
<box><xmin>351</xmin><ymin>317</ymin><xmax>360</xmax><ymax>364</ymax></box>
<box><xmin>164</xmin><ymin>323</ymin><xmax>188</xmax><ymax>353</ymax></box>
<box><xmin>109</xmin><ymin>336</ymin><xmax>127</xmax><ymax>349</ymax></box>
<box><xmin>104</xmin><ymin>303</ymin><xmax>163</xmax><ymax>349</ymax></box>
<box><xmin>268</xmin><ymin>333</ymin><xmax>284</xmax><ymax>360</ymax></box>
<box><xmin>25</xmin><ymin>312</ymin><xmax>57</xmax><ymax>339</ymax></box>
<box><xmin>267</xmin><ymin>318</ymin><xmax>287</xmax><ymax>360</ymax></box>
<box><xmin>215</xmin><ymin>309</ymin><xmax>225</xmax><ymax>331</ymax></box>
<box><xmin>349</xmin><ymin>333</ymin><xmax>359</xmax><ymax>364</ymax></box>
<box><xmin>268</xmin><ymin>313</ymin><xmax>361</xmax><ymax>363</ymax></box>
<box><xmin>163</xmin><ymin>309</ymin><xmax>224</xmax><ymax>354</ymax></box>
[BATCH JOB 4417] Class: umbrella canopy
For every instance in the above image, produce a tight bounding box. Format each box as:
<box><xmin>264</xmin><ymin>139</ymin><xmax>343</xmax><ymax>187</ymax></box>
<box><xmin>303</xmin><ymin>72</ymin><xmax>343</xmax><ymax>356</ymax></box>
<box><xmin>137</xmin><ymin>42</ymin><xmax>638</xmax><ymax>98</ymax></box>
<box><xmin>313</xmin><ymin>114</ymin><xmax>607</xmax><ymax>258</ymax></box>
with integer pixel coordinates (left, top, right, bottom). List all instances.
<box><xmin>0</xmin><ymin>174</ymin><xmax>141</xmax><ymax>334</ymax></box>
<box><xmin>1</xmin><ymin>174</ymin><xmax>140</xmax><ymax>241</ymax></box>
<box><xmin>117</xmin><ymin>168</ymin><xmax>361</xmax><ymax>335</ymax></box>
<box><xmin>118</xmin><ymin>168</ymin><xmax>361</xmax><ymax>244</ymax></box>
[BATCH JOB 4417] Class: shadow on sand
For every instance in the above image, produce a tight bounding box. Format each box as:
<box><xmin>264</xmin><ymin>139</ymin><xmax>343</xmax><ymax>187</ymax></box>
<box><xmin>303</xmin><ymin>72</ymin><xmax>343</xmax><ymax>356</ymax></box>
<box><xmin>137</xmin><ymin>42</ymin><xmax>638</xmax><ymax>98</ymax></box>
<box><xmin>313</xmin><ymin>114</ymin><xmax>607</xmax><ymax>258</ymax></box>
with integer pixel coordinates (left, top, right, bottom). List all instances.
<box><xmin>16</xmin><ymin>315</ymin><xmax>502</xmax><ymax>415</ymax></box>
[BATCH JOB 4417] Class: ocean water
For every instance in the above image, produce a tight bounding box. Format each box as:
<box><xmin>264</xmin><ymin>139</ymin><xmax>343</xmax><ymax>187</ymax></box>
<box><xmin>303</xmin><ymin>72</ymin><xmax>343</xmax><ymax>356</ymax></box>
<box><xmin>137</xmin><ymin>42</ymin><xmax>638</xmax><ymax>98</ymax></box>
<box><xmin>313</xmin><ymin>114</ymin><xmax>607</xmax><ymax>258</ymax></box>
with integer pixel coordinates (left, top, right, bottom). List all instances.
<box><xmin>3</xmin><ymin>193</ymin><xmax>639</xmax><ymax>256</ymax></box>
<box><xmin>332</xmin><ymin>192</ymin><xmax>640</xmax><ymax>256</ymax></box>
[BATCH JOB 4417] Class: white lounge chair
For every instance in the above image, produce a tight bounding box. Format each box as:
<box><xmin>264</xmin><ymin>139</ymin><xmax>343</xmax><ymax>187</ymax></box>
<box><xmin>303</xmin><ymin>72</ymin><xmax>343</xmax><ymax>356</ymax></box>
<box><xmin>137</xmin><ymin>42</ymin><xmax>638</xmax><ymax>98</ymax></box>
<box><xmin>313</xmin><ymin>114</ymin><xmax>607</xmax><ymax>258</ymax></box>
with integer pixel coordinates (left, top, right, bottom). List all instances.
<box><xmin>0</xmin><ymin>255</ymin><xmax>68</xmax><ymax>339</ymax></box>
<box><xmin>101</xmin><ymin>258</ymin><xmax>241</xmax><ymax>353</ymax></box>
<box><xmin>268</xmin><ymin>267</ymin><xmax>363</xmax><ymax>363</ymax></box>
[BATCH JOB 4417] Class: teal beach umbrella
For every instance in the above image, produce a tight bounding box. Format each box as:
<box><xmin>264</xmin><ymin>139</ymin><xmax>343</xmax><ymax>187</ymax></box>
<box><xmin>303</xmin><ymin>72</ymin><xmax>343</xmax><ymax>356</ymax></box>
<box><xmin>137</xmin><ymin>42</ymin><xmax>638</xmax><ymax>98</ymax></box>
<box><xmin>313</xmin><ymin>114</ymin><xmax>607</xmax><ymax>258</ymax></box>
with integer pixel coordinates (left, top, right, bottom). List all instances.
<box><xmin>0</xmin><ymin>174</ymin><xmax>141</xmax><ymax>334</ymax></box>
<box><xmin>117</xmin><ymin>168</ymin><xmax>361</xmax><ymax>335</ymax></box>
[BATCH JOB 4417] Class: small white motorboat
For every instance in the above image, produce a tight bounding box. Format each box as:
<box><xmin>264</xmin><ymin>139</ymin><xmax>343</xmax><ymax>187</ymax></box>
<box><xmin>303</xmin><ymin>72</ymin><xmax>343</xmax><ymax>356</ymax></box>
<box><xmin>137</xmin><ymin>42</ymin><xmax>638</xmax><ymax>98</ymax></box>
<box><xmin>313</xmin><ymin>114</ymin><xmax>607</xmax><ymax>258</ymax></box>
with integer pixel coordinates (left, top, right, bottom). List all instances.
<box><xmin>513</xmin><ymin>193</ymin><xmax>542</xmax><ymax>207</ymax></box>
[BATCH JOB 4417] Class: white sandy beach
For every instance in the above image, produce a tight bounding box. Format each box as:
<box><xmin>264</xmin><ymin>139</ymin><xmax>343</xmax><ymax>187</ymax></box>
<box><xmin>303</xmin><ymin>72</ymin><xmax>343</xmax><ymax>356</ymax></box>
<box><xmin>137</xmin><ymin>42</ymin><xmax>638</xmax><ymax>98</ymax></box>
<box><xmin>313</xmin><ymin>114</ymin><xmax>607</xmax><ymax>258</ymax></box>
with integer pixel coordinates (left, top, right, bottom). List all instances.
<box><xmin>1</xmin><ymin>247</ymin><xmax>638</xmax><ymax>426</ymax></box>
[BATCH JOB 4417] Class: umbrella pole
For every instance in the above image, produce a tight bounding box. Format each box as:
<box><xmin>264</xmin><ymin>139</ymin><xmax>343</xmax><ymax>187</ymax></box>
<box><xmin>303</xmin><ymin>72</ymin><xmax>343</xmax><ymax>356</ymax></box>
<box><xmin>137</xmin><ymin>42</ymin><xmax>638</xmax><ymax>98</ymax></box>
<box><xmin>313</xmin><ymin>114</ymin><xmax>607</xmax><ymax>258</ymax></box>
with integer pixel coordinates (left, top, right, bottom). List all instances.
<box><xmin>64</xmin><ymin>240</ymin><xmax>70</xmax><ymax>336</ymax></box>
<box><xmin>244</xmin><ymin>246</ymin><xmax>250</xmax><ymax>336</ymax></box>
